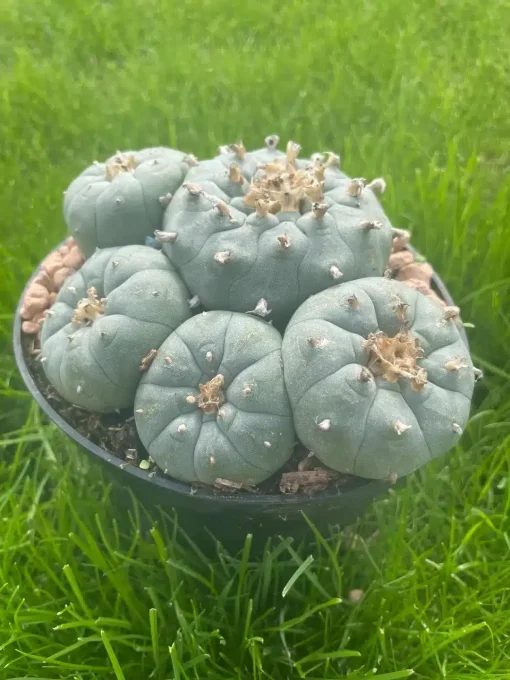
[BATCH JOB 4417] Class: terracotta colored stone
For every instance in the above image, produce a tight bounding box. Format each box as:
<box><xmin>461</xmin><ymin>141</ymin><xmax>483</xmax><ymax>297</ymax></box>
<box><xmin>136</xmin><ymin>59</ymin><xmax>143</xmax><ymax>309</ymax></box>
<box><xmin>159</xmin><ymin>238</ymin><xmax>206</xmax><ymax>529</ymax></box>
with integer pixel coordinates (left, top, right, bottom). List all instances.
<box><xmin>20</xmin><ymin>237</ymin><xmax>85</xmax><ymax>335</ymax></box>
<box><xmin>391</xmin><ymin>229</ymin><xmax>411</xmax><ymax>251</ymax></box>
<box><xmin>397</xmin><ymin>261</ymin><xmax>434</xmax><ymax>283</ymax></box>
<box><xmin>41</xmin><ymin>252</ymin><xmax>64</xmax><ymax>277</ymax></box>
<box><xmin>24</xmin><ymin>297</ymin><xmax>50</xmax><ymax>317</ymax></box>
<box><xmin>34</xmin><ymin>270</ymin><xmax>54</xmax><ymax>291</ymax></box>
<box><xmin>53</xmin><ymin>267</ymin><xmax>73</xmax><ymax>288</ymax></box>
<box><xmin>27</xmin><ymin>282</ymin><xmax>50</xmax><ymax>300</ymax></box>
<box><xmin>401</xmin><ymin>277</ymin><xmax>444</xmax><ymax>306</ymax></box>
<box><xmin>22</xmin><ymin>319</ymin><xmax>42</xmax><ymax>334</ymax></box>
<box><xmin>62</xmin><ymin>249</ymin><xmax>84</xmax><ymax>269</ymax></box>
<box><xmin>388</xmin><ymin>250</ymin><xmax>414</xmax><ymax>271</ymax></box>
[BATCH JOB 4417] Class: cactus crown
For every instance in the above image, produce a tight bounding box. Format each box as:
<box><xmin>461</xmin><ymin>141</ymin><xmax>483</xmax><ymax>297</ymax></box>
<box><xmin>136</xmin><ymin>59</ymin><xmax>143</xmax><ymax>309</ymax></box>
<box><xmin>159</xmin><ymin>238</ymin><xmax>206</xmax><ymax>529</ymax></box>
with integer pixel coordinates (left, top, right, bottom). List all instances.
<box><xmin>244</xmin><ymin>140</ymin><xmax>324</xmax><ymax>214</ymax></box>
<box><xmin>71</xmin><ymin>287</ymin><xmax>105</xmax><ymax>325</ymax></box>
<box><xmin>363</xmin><ymin>329</ymin><xmax>428</xmax><ymax>391</ymax></box>
<box><xmin>104</xmin><ymin>152</ymin><xmax>138</xmax><ymax>180</ymax></box>
<box><xmin>197</xmin><ymin>374</ymin><xmax>225</xmax><ymax>413</ymax></box>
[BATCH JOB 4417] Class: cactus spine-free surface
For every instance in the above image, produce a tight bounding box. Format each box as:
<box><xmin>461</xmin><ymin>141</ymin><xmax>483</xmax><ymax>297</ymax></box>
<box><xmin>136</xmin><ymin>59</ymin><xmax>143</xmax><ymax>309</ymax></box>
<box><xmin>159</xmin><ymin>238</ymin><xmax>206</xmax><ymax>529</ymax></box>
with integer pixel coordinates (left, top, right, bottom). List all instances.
<box><xmin>160</xmin><ymin>137</ymin><xmax>392</xmax><ymax>328</ymax></box>
<box><xmin>134</xmin><ymin>311</ymin><xmax>295</xmax><ymax>485</ymax></box>
<box><xmin>40</xmin><ymin>245</ymin><xmax>191</xmax><ymax>412</ymax></box>
<box><xmin>282</xmin><ymin>277</ymin><xmax>477</xmax><ymax>479</ymax></box>
<box><xmin>64</xmin><ymin>147</ymin><xmax>197</xmax><ymax>257</ymax></box>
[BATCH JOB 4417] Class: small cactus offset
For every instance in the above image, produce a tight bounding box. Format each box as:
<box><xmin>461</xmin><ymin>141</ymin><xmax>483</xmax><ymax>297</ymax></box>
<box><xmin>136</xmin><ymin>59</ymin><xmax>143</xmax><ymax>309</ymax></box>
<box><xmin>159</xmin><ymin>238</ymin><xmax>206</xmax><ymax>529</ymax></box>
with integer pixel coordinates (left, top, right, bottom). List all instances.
<box><xmin>134</xmin><ymin>311</ymin><xmax>295</xmax><ymax>485</ymax></box>
<box><xmin>64</xmin><ymin>147</ymin><xmax>197</xmax><ymax>257</ymax></box>
<box><xmin>282</xmin><ymin>277</ymin><xmax>477</xmax><ymax>480</ymax></box>
<box><xmin>160</xmin><ymin>136</ymin><xmax>393</xmax><ymax>328</ymax></box>
<box><xmin>40</xmin><ymin>245</ymin><xmax>191</xmax><ymax>412</ymax></box>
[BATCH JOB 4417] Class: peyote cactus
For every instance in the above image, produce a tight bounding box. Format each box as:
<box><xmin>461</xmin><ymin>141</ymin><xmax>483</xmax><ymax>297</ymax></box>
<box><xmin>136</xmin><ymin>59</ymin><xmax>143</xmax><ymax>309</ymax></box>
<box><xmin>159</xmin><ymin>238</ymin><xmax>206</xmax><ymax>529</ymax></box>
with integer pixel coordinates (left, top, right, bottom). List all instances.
<box><xmin>282</xmin><ymin>277</ymin><xmax>477</xmax><ymax>480</ymax></box>
<box><xmin>134</xmin><ymin>311</ymin><xmax>295</xmax><ymax>485</ymax></box>
<box><xmin>19</xmin><ymin>129</ymin><xmax>480</xmax><ymax>495</ymax></box>
<box><xmin>40</xmin><ymin>245</ymin><xmax>191</xmax><ymax>412</ymax></box>
<box><xmin>64</xmin><ymin>147</ymin><xmax>197</xmax><ymax>257</ymax></box>
<box><xmin>159</xmin><ymin>136</ymin><xmax>392</xmax><ymax>328</ymax></box>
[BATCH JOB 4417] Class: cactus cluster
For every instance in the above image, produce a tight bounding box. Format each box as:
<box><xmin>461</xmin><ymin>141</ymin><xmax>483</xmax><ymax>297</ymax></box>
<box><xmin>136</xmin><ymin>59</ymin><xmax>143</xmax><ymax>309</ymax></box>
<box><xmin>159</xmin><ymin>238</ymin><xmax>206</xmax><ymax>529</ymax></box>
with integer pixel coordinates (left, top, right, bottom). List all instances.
<box><xmin>28</xmin><ymin>135</ymin><xmax>479</xmax><ymax>488</ymax></box>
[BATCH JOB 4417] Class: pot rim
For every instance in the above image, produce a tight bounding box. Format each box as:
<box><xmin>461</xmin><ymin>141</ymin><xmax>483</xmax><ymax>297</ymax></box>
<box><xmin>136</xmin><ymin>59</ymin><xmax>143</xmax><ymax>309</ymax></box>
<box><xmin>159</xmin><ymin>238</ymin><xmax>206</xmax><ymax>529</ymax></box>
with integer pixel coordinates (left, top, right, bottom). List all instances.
<box><xmin>13</xmin><ymin>243</ymin><xmax>462</xmax><ymax>507</ymax></box>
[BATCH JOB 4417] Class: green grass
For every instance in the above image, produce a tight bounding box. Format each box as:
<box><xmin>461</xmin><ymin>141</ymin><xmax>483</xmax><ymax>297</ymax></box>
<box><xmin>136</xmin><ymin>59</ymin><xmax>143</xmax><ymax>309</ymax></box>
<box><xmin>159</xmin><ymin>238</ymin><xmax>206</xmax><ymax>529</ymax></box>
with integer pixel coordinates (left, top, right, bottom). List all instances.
<box><xmin>1</xmin><ymin>0</ymin><xmax>510</xmax><ymax>677</ymax></box>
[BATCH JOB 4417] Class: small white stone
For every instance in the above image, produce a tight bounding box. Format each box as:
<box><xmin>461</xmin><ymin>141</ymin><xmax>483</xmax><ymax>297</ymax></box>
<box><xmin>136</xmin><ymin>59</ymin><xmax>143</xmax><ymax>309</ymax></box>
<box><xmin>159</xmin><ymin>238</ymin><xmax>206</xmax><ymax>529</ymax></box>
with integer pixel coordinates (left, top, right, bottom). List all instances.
<box><xmin>317</xmin><ymin>419</ymin><xmax>331</xmax><ymax>431</ymax></box>
<box><xmin>135</xmin><ymin>408</ymin><xmax>144</xmax><ymax>415</ymax></box>
<box><xmin>452</xmin><ymin>422</ymin><xmax>463</xmax><ymax>435</ymax></box>
<box><xmin>263</xmin><ymin>441</ymin><xmax>271</xmax><ymax>448</ymax></box>
<box><xmin>348</xmin><ymin>588</ymin><xmax>365</xmax><ymax>603</ymax></box>
<box><xmin>177</xmin><ymin>423</ymin><xmax>187</xmax><ymax>434</ymax></box>
<box><xmin>205</xmin><ymin>350</ymin><xmax>214</xmax><ymax>363</ymax></box>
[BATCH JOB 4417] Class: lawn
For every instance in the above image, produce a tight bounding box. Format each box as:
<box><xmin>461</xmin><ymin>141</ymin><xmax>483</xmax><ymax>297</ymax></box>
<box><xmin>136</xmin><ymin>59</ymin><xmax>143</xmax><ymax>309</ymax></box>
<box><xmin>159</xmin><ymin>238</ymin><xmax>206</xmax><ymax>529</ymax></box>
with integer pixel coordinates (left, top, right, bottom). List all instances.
<box><xmin>1</xmin><ymin>0</ymin><xmax>510</xmax><ymax>677</ymax></box>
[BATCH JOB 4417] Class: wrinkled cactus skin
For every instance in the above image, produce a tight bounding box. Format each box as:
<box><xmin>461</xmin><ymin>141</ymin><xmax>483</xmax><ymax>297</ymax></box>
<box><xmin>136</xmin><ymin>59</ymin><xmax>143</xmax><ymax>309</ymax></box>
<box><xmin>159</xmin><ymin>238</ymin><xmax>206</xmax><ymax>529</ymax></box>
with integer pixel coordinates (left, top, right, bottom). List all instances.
<box><xmin>40</xmin><ymin>245</ymin><xmax>191</xmax><ymax>413</ymax></box>
<box><xmin>64</xmin><ymin>147</ymin><xmax>194</xmax><ymax>258</ymax></box>
<box><xmin>134</xmin><ymin>311</ymin><xmax>295</xmax><ymax>485</ymax></box>
<box><xmin>161</xmin><ymin>138</ymin><xmax>392</xmax><ymax>329</ymax></box>
<box><xmin>282</xmin><ymin>277</ymin><xmax>475</xmax><ymax>479</ymax></box>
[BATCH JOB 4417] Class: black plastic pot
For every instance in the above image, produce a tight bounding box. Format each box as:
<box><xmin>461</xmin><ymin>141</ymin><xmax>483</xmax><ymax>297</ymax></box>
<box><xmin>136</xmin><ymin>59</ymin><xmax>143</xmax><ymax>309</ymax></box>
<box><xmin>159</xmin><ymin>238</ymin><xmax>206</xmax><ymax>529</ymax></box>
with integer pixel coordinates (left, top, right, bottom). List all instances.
<box><xmin>13</xmin><ymin>248</ymin><xmax>462</xmax><ymax>547</ymax></box>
